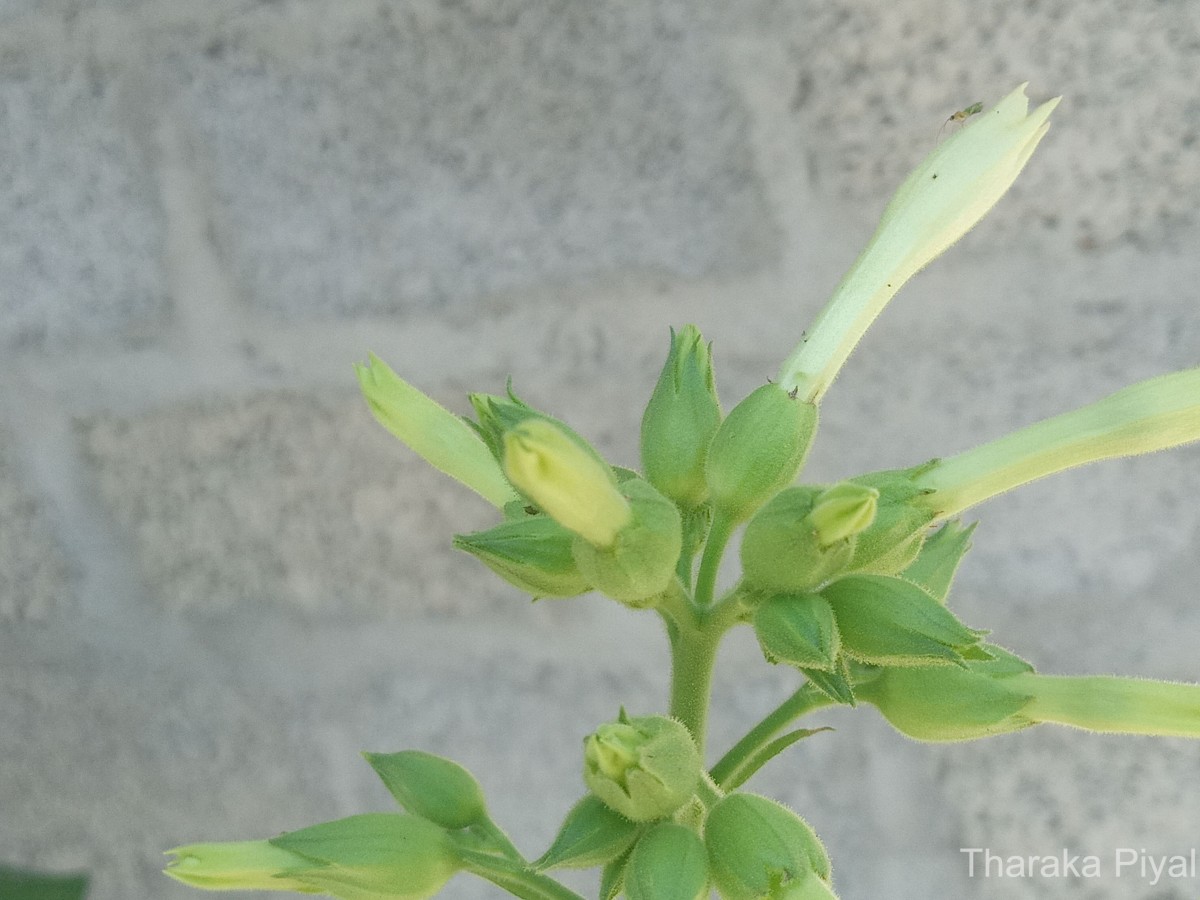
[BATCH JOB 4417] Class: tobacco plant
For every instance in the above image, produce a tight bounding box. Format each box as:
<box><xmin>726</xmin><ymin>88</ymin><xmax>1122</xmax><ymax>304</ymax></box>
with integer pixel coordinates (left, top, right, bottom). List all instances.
<box><xmin>165</xmin><ymin>85</ymin><xmax>1200</xmax><ymax>900</ymax></box>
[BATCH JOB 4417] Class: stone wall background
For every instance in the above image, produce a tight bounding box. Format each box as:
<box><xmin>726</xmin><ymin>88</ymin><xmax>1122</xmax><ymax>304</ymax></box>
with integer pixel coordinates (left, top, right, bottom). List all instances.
<box><xmin>2</xmin><ymin>2</ymin><xmax>1199</xmax><ymax>899</ymax></box>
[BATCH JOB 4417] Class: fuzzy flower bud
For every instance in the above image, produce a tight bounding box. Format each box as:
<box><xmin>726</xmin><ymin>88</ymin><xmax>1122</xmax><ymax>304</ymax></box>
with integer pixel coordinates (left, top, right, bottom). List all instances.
<box><xmin>705</xmin><ymin>383</ymin><xmax>818</xmax><ymax>523</ymax></box>
<box><xmin>640</xmin><ymin>325</ymin><xmax>722</xmax><ymax>508</ymax></box>
<box><xmin>583</xmin><ymin>711</ymin><xmax>701</xmax><ymax>822</ymax></box>
<box><xmin>704</xmin><ymin>793</ymin><xmax>831</xmax><ymax>900</ymax></box>
<box><xmin>503</xmin><ymin>419</ymin><xmax>632</xmax><ymax>548</ymax></box>
<box><xmin>571</xmin><ymin>478</ymin><xmax>682</xmax><ymax>606</ymax></box>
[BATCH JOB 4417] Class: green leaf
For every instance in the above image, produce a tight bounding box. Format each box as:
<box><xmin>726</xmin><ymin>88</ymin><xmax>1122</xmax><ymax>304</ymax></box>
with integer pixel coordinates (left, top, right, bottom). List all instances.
<box><xmin>534</xmin><ymin>795</ymin><xmax>640</xmax><ymax>871</ymax></box>
<box><xmin>719</xmin><ymin>727</ymin><xmax>834</xmax><ymax>792</ymax></box>
<box><xmin>754</xmin><ymin>592</ymin><xmax>840</xmax><ymax>670</ymax></box>
<box><xmin>899</xmin><ymin>520</ymin><xmax>976</xmax><ymax>603</ymax></box>
<box><xmin>363</xmin><ymin>750</ymin><xmax>488</xmax><ymax>829</ymax></box>
<box><xmin>822</xmin><ymin>575</ymin><xmax>984</xmax><ymax>667</ymax></box>
<box><xmin>800</xmin><ymin>657</ymin><xmax>858</xmax><ymax>706</ymax></box>
<box><xmin>454</xmin><ymin>517</ymin><xmax>591</xmax><ymax>599</ymax></box>
<box><xmin>0</xmin><ymin>867</ymin><xmax>89</xmax><ymax>900</ymax></box>
<box><xmin>598</xmin><ymin>848</ymin><xmax>632</xmax><ymax>900</ymax></box>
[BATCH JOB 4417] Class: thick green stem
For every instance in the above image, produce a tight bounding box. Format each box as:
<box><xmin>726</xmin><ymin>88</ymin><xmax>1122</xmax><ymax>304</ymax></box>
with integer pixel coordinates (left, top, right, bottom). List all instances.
<box><xmin>455</xmin><ymin>845</ymin><xmax>586</xmax><ymax>900</ymax></box>
<box><xmin>710</xmin><ymin>683</ymin><xmax>834</xmax><ymax>789</ymax></box>
<box><xmin>694</xmin><ymin>509</ymin><xmax>734</xmax><ymax>609</ymax></box>
<box><xmin>669</xmin><ymin>625</ymin><xmax>722</xmax><ymax>754</ymax></box>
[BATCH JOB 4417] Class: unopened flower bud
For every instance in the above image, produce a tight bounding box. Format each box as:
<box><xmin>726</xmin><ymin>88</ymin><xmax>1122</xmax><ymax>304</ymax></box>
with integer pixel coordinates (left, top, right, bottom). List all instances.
<box><xmin>571</xmin><ymin>478</ymin><xmax>682</xmax><ymax>606</ymax></box>
<box><xmin>583</xmin><ymin>711</ymin><xmax>701</xmax><ymax>822</ymax></box>
<box><xmin>356</xmin><ymin>353</ymin><xmax>516</xmax><ymax>507</ymax></box>
<box><xmin>454</xmin><ymin>516</ymin><xmax>590</xmax><ymax>598</ymax></box>
<box><xmin>705</xmin><ymin>383</ymin><xmax>818</xmax><ymax>523</ymax></box>
<box><xmin>164</xmin><ymin>840</ymin><xmax>317</xmax><ymax>893</ymax></box>
<box><xmin>502</xmin><ymin>419</ymin><xmax>631</xmax><ymax>548</ymax></box>
<box><xmin>741</xmin><ymin>484</ymin><xmax>871</xmax><ymax>593</ymax></box>
<box><xmin>625</xmin><ymin>823</ymin><xmax>709</xmax><ymax>900</ymax></box>
<box><xmin>845</xmin><ymin>470</ymin><xmax>935</xmax><ymax>575</ymax></box>
<box><xmin>168</xmin><ymin>814</ymin><xmax>460</xmax><ymax>900</ymax></box>
<box><xmin>807</xmin><ymin>483</ymin><xmax>878</xmax><ymax>546</ymax></box>
<box><xmin>640</xmin><ymin>325</ymin><xmax>722</xmax><ymax>508</ymax></box>
<box><xmin>704</xmin><ymin>793</ymin><xmax>831</xmax><ymax>900</ymax></box>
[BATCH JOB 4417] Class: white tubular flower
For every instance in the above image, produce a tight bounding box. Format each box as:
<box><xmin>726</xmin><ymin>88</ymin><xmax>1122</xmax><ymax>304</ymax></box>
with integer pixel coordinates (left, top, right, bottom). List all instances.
<box><xmin>779</xmin><ymin>84</ymin><xmax>1060</xmax><ymax>402</ymax></box>
<box><xmin>912</xmin><ymin>367</ymin><xmax>1200</xmax><ymax>519</ymax></box>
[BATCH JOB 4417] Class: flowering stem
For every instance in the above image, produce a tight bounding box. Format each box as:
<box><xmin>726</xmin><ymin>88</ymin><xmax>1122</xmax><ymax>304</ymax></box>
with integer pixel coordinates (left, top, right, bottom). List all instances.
<box><xmin>694</xmin><ymin>509</ymin><xmax>734</xmax><ymax>609</ymax></box>
<box><xmin>669</xmin><ymin>624</ymin><xmax>722</xmax><ymax>754</ymax></box>
<box><xmin>710</xmin><ymin>683</ymin><xmax>834</xmax><ymax>790</ymax></box>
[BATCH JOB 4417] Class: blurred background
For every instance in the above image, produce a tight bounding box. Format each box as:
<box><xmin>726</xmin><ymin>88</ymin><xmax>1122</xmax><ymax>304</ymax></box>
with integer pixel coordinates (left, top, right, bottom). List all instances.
<box><xmin>2</xmin><ymin>1</ymin><xmax>1199</xmax><ymax>898</ymax></box>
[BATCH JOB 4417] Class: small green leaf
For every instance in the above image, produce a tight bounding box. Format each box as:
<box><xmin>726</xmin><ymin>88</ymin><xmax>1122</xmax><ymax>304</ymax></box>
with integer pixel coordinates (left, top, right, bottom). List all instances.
<box><xmin>624</xmin><ymin>823</ymin><xmax>708</xmax><ymax>900</ymax></box>
<box><xmin>754</xmin><ymin>592</ymin><xmax>840</xmax><ymax>670</ymax></box>
<box><xmin>534</xmin><ymin>795</ymin><xmax>640</xmax><ymax>871</ymax></box>
<box><xmin>800</xmin><ymin>658</ymin><xmax>858</xmax><ymax>706</ymax></box>
<box><xmin>454</xmin><ymin>516</ymin><xmax>591</xmax><ymax>599</ymax></box>
<box><xmin>0</xmin><ymin>866</ymin><xmax>89</xmax><ymax>900</ymax></box>
<box><xmin>899</xmin><ymin>519</ymin><xmax>976</xmax><ymax>603</ymax></box>
<box><xmin>719</xmin><ymin>727</ymin><xmax>834</xmax><ymax>792</ymax></box>
<box><xmin>598</xmin><ymin>848</ymin><xmax>632</xmax><ymax>900</ymax></box>
<box><xmin>363</xmin><ymin>750</ymin><xmax>488</xmax><ymax>830</ymax></box>
<box><xmin>822</xmin><ymin>575</ymin><xmax>983</xmax><ymax>667</ymax></box>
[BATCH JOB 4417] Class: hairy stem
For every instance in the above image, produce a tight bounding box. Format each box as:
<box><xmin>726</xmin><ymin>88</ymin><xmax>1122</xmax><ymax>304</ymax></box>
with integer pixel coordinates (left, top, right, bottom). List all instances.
<box><xmin>710</xmin><ymin>682</ymin><xmax>834</xmax><ymax>789</ymax></box>
<box><xmin>455</xmin><ymin>845</ymin><xmax>586</xmax><ymax>900</ymax></box>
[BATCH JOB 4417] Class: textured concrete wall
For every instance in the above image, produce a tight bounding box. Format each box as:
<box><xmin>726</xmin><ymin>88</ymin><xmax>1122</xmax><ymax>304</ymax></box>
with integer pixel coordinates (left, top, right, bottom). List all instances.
<box><xmin>3</xmin><ymin>2</ymin><xmax>1199</xmax><ymax>899</ymax></box>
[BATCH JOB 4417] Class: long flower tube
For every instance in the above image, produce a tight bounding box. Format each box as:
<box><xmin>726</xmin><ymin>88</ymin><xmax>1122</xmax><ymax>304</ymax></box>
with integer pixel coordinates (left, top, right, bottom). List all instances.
<box><xmin>779</xmin><ymin>84</ymin><xmax>1060</xmax><ymax>402</ymax></box>
<box><xmin>913</xmin><ymin>366</ymin><xmax>1200</xmax><ymax>518</ymax></box>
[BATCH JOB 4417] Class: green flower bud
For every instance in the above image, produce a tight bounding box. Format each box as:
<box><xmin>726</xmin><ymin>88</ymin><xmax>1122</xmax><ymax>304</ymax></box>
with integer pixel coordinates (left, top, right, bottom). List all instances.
<box><xmin>625</xmin><ymin>823</ymin><xmax>709</xmax><ymax>900</ymax></box>
<box><xmin>502</xmin><ymin>419</ymin><xmax>632</xmax><ymax>548</ymax></box>
<box><xmin>164</xmin><ymin>840</ymin><xmax>318</xmax><ymax>893</ymax></box>
<box><xmin>356</xmin><ymin>353</ymin><xmax>516</xmax><ymax>507</ymax></box>
<box><xmin>741</xmin><ymin>484</ymin><xmax>874</xmax><ymax>593</ymax></box>
<box><xmin>704</xmin><ymin>793</ymin><xmax>831</xmax><ymax>900</ymax></box>
<box><xmin>269</xmin><ymin>813</ymin><xmax>459</xmax><ymax>900</ymax></box>
<box><xmin>855</xmin><ymin>645</ymin><xmax>1036</xmax><ymax>742</ymax></box>
<box><xmin>534</xmin><ymin>795</ymin><xmax>641</xmax><ymax>871</ymax></box>
<box><xmin>583</xmin><ymin>711</ymin><xmax>702</xmax><ymax>822</ymax></box>
<box><xmin>363</xmin><ymin>750</ymin><xmax>488</xmax><ymax>830</ymax></box>
<box><xmin>706</xmin><ymin>383</ymin><xmax>818</xmax><ymax>523</ymax></box>
<box><xmin>845</xmin><ymin>470</ymin><xmax>936</xmax><ymax>575</ymax></box>
<box><xmin>821</xmin><ymin>575</ymin><xmax>985</xmax><ymax>667</ymax></box>
<box><xmin>454</xmin><ymin>516</ymin><xmax>591</xmax><ymax>598</ymax></box>
<box><xmin>572</xmin><ymin>478</ymin><xmax>683</xmax><ymax>606</ymax></box>
<box><xmin>754</xmin><ymin>592</ymin><xmax>840</xmax><ymax>671</ymax></box>
<box><xmin>640</xmin><ymin>325</ymin><xmax>722</xmax><ymax>508</ymax></box>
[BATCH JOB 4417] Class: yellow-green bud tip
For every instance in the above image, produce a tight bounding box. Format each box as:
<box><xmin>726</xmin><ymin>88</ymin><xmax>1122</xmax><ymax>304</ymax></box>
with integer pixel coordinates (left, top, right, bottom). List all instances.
<box><xmin>806</xmin><ymin>483</ymin><xmax>878</xmax><ymax>547</ymax></box>
<box><xmin>502</xmin><ymin>420</ymin><xmax>631</xmax><ymax>547</ymax></box>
